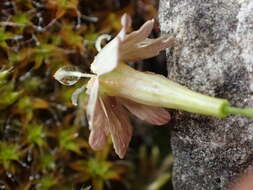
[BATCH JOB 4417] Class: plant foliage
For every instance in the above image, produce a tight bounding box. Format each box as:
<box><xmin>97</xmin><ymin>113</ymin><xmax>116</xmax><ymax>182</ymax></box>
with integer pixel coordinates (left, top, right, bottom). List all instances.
<box><xmin>0</xmin><ymin>0</ymin><xmax>172</xmax><ymax>189</ymax></box>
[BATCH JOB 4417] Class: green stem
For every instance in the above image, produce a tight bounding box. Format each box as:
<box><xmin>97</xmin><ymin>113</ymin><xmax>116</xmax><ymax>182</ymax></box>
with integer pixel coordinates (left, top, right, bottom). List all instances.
<box><xmin>224</xmin><ymin>106</ymin><xmax>253</xmax><ymax>118</ymax></box>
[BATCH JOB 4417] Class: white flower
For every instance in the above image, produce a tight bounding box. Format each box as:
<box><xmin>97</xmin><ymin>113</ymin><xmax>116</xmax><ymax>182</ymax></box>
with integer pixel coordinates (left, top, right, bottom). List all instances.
<box><xmin>54</xmin><ymin>13</ymin><xmax>175</xmax><ymax>158</ymax></box>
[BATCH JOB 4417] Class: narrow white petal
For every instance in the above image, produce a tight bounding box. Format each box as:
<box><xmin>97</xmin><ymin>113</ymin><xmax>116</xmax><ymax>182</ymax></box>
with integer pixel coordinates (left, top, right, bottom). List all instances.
<box><xmin>71</xmin><ymin>84</ymin><xmax>86</xmax><ymax>106</ymax></box>
<box><xmin>90</xmin><ymin>37</ymin><xmax>120</xmax><ymax>76</ymax></box>
<box><xmin>90</xmin><ymin>14</ymin><xmax>131</xmax><ymax>76</ymax></box>
<box><xmin>86</xmin><ymin>77</ymin><xmax>99</xmax><ymax>129</ymax></box>
<box><xmin>95</xmin><ymin>34</ymin><xmax>112</xmax><ymax>52</ymax></box>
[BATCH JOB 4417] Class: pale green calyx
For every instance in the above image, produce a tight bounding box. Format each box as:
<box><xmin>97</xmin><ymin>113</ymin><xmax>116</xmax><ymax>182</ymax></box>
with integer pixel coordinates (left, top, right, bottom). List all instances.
<box><xmin>101</xmin><ymin>64</ymin><xmax>230</xmax><ymax>118</ymax></box>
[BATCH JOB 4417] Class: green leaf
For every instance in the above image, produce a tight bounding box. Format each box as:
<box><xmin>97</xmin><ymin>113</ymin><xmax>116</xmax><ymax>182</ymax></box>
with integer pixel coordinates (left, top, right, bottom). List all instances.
<box><xmin>0</xmin><ymin>28</ymin><xmax>12</xmax><ymax>48</ymax></box>
<box><xmin>8</xmin><ymin>51</ymin><xmax>28</xmax><ymax>63</ymax></box>
<box><xmin>0</xmin><ymin>69</ymin><xmax>11</xmax><ymax>87</ymax></box>
<box><xmin>61</xmin><ymin>25</ymin><xmax>83</xmax><ymax>47</ymax></box>
<box><xmin>17</xmin><ymin>96</ymin><xmax>32</xmax><ymax>112</ymax></box>
<box><xmin>0</xmin><ymin>142</ymin><xmax>20</xmax><ymax>170</ymax></box>
<box><xmin>33</xmin><ymin>44</ymin><xmax>57</xmax><ymax>68</ymax></box>
<box><xmin>39</xmin><ymin>153</ymin><xmax>56</xmax><ymax>171</ymax></box>
<box><xmin>0</xmin><ymin>82</ymin><xmax>21</xmax><ymax>109</ymax></box>
<box><xmin>11</xmin><ymin>13</ymin><xmax>30</xmax><ymax>25</ymax></box>
<box><xmin>88</xmin><ymin>159</ymin><xmax>112</xmax><ymax>178</ymax></box>
<box><xmin>59</xmin><ymin>127</ymin><xmax>80</xmax><ymax>153</ymax></box>
<box><xmin>22</xmin><ymin>77</ymin><xmax>42</xmax><ymax>91</ymax></box>
<box><xmin>84</xmin><ymin>32</ymin><xmax>98</xmax><ymax>42</ymax></box>
<box><xmin>27</xmin><ymin>124</ymin><xmax>46</xmax><ymax>146</ymax></box>
<box><xmin>36</xmin><ymin>175</ymin><xmax>57</xmax><ymax>190</ymax></box>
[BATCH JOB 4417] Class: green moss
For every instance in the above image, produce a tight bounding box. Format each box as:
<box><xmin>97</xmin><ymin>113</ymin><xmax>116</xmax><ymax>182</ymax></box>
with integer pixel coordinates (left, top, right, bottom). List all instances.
<box><xmin>11</xmin><ymin>13</ymin><xmax>30</xmax><ymax>25</ymax></box>
<box><xmin>27</xmin><ymin>124</ymin><xmax>46</xmax><ymax>146</ymax></box>
<box><xmin>0</xmin><ymin>1</ymin><xmax>172</xmax><ymax>189</ymax></box>
<box><xmin>88</xmin><ymin>159</ymin><xmax>112</xmax><ymax>178</ymax></box>
<box><xmin>0</xmin><ymin>82</ymin><xmax>21</xmax><ymax>110</ymax></box>
<box><xmin>36</xmin><ymin>175</ymin><xmax>57</xmax><ymax>190</ymax></box>
<box><xmin>39</xmin><ymin>153</ymin><xmax>56</xmax><ymax>171</ymax></box>
<box><xmin>0</xmin><ymin>142</ymin><xmax>20</xmax><ymax>170</ymax></box>
<box><xmin>59</xmin><ymin>127</ymin><xmax>80</xmax><ymax>153</ymax></box>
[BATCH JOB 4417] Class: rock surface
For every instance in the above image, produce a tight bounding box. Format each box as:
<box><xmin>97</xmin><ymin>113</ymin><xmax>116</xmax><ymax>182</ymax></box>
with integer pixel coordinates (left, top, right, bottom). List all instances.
<box><xmin>159</xmin><ymin>0</ymin><xmax>253</xmax><ymax>189</ymax></box>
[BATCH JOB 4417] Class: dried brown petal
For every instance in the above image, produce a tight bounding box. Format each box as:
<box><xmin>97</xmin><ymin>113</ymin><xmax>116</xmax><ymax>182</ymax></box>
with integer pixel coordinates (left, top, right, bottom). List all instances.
<box><xmin>119</xmin><ymin>98</ymin><xmax>170</xmax><ymax>125</ymax></box>
<box><xmin>120</xmin><ymin>35</ymin><xmax>175</xmax><ymax>61</ymax></box>
<box><xmin>124</xmin><ymin>18</ymin><xmax>154</xmax><ymax>43</ymax></box>
<box><xmin>102</xmin><ymin>96</ymin><xmax>133</xmax><ymax>159</ymax></box>
<box><xmin>86</xmin><ymin>78</ymin><xmax>109</xmax><ymax>150</ymax></box>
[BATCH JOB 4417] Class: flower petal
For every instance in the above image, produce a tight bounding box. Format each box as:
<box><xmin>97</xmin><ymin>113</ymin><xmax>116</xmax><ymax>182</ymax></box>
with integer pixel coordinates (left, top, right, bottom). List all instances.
<box><xmin>88</xmin><ymin>98</ymin><xmax>108</xmax><ymax>151</ymax></box>
<box><xmin>86</xmin><ymin>77</ymin><xmax>99</xmax><ymax>129</ymax></box>
<box><xmin>90</xmin><ymin>13</ymin><xmax>130</xmax><ymax>76</ymax></box>
<box><xmin>102</xmin><ymin>96</ymin><xmax>133</xmax><ymax>159</ymax></box>
<box><xmin>90</xmin><ymin>37</ymin><xmax>120</xmax><ymax>76</ymax></box>
<box><xmin>118</xmin><ymin>13</ymin><xmax>132</xmax><ymax>39</ymax></box>
<box><xmin>95</xmin><ymin>34</ymin><xmax>112</xmax><ymax>52</ymax></box>
<box><xmin>86</xmin><ymin>78</ymin><xmax>108</xmax><ymax>151</ymax></box>
<box><xmin>119</xmin><ymin>98</ymin><xmax>171</xmax><ymax>125</ymax></box>
<box><xmin>124</xmin><ymin>19</ymin><xmax>154</xmax><ymax>43</ymax></box>
<box><xmin>120</xmin><ymin>35</ymin><xmax>175</xmax><ymax>61</ymax></box>
<box><xmin>71</xmin><ymin>84</ymin><xmax>86</xmax><ymax>106</ymax></box>
<box><xmin>89</xmin><ymin>129</ymin><xmax>107</xmax><ymax>151</ymax></box>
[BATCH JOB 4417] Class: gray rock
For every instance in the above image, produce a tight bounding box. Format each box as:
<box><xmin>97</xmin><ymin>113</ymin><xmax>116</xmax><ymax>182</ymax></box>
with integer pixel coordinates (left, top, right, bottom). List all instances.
<box><xmin>159</xmin><ymin>0</ymin><xmax>253</xmax><ymax>189</ymax></box>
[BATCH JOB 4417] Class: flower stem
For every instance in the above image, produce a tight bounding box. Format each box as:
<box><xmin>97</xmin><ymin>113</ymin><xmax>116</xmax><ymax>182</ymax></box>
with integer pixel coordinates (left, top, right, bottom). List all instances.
<box><xmin>224</xmin><ymin>106</ymin><xmax>253</xmax><ymax>118</ymax></box>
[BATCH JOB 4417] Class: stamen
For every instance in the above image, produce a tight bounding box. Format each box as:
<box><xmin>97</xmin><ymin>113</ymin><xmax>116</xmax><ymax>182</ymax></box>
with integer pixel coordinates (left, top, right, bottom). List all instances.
<box><xmin>54</xmin><ymin>66</ymin><xmax>95</xmax><ymax>86</ymax></box>
<box><xmin>95</xmin><ymin>34</ymin><xmax>112</xmax><ymax>52</ymax></box>
<box><xmin>57</xmin><ymin>70</ymin><xmax>94</xmax><ymax>79</ymax></box>
<box><xmin>71</xmin><ymin>85</ymin><xmax>86</xmax><ymax>106</ymax></box>
<box><xmin>79</xmin><ymin>73</ymin><xmax>96</xmax><ymax>78</ymax></box>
